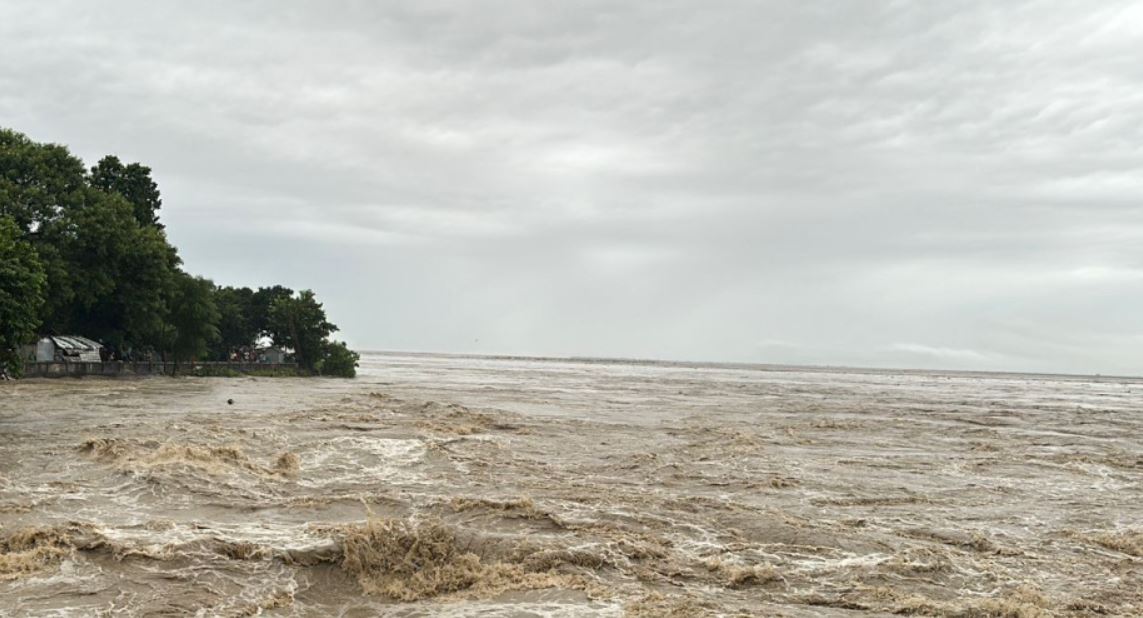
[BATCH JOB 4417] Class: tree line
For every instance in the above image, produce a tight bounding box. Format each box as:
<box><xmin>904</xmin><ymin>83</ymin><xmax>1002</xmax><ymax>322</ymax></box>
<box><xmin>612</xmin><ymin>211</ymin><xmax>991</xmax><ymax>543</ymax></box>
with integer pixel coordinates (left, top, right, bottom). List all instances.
<box><xmin>0</xmin><ymin>128</ymin><xmax>359</xmax><ymax>377</ymax></box>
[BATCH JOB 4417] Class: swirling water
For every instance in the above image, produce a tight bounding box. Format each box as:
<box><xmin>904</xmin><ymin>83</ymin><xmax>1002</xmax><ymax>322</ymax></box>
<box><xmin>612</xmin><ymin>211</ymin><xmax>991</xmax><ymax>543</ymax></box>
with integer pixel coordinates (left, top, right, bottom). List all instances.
<box><xmin>1</xmin><ymin>353</ymin><xmax>1140</xmax><ymax>616</ymax></box>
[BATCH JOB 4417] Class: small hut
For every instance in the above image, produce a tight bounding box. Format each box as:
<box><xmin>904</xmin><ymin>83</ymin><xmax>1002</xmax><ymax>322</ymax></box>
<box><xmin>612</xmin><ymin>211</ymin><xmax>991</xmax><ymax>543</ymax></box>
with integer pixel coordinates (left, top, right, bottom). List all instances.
<box><xmin>37</xmin><ymin>336</ymin><xmax>104</xmax><ymax>362</ymax></box>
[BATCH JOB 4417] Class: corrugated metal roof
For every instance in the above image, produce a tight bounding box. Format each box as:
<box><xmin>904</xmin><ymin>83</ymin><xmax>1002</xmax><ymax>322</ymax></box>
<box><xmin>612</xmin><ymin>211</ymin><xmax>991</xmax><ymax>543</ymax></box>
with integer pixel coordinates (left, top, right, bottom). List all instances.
<box><xmin>46</xmin><ymin>336</ymin><xmax>104</xmax><ymax>362</ymax></box>
<box><xmin>50</xmin><ymin>336</ymin><xmax>103</xmax><ymax>351</ymax></box>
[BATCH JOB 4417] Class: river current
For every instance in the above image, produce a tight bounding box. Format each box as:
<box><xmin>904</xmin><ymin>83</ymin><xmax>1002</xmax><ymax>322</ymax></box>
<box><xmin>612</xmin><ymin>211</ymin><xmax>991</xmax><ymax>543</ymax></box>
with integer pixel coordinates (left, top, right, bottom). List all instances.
<box><xmin>1</xmin><ymin>353</ymin><xmax>1140</xmax><ymax>616</ymax></box>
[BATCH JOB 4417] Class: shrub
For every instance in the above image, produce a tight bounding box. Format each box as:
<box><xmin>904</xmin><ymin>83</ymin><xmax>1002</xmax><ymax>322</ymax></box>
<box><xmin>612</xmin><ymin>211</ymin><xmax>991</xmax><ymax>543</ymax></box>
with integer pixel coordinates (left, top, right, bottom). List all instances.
<box><xmin>318</xmin><ymin>340</ymin><xmax>359</xmax><ymax>378</ymax></box>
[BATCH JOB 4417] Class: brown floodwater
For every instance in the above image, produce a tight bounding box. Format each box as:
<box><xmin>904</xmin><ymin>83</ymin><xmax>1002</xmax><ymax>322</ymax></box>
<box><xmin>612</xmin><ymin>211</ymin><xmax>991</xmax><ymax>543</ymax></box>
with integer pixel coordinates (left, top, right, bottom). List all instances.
<box><xmin>1</xmin><ymin>353</ymin><xmax>1140</xmax><ymax>616</ymax></box>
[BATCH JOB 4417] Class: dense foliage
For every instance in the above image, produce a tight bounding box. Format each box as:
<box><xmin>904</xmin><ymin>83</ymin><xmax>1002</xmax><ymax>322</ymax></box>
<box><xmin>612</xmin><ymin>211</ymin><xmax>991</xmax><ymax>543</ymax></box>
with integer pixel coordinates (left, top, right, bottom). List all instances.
<box><xmin>266</xmin><ymin>290</ymin><xmax>336</xmax><ymax>372</ymax></box>
<box><xmin>167</xmin><ymin>273</ymin><xmax>221</xmax><ymax>367</ymax></box>
<box><xmin>0</xmin><ymin>217</ymin><xmax>46</xmax><ymax>375</ymax></box>
<box><xmin>317</xmin><ymin>340</ymin><xmax>360</xmax><ymax>378</ymax></box>
<box><xmin>0</xmin><ymin>128</ymin><xmax>357</xmax><ymax>376</ymax></box>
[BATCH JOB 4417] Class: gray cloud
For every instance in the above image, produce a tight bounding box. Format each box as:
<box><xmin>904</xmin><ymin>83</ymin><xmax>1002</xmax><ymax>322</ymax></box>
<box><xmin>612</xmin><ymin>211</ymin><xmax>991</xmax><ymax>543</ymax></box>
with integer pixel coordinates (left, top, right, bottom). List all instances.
<box><xmin>3</xmin><ymin>0</ymin><xmax>1142</xmax><ymax>373</ymax></box>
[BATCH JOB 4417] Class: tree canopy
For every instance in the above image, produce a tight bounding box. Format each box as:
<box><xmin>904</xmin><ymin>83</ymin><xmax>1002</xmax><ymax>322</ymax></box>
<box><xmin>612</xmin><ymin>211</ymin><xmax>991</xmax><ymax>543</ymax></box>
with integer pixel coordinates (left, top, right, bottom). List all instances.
<box><xmin>0</xmin><ymin>127</ymin><xmax>357</xmax><ymax>376</ymax></box>
<box><xmin>37</xmin><ymin>189</ymin><xmax>179</xmax><ymax>350</ymax></box>
<box><xmin>250</xmin><ymin>285</ymin><xmax>294</xmax><ymax>338</ymax></box>
<box><xmin>0</xmin><ymin>216</ymin><xmax>46</xmax><ymax>375</ymax></box>
<box><xmin>167</xmin><ymin>273</ymin><xmax>220</xmax><ymax>366</ymax></box>
<box><xmin>212</xmin><ymin>285</ymin><xmax>257</xmax><ymax>360</ymax></box>
<box><xmin>266</xmin><ymin>290</ymin><xmax>337</xmax><ymax>372</ymax></box>
<box><xmin>0</xmin><ymin>128</ymin><xmax>86</xmax><ymax>232</ymax></box>
<box><xmin>89</xmin><ymin>155</ymin><xmax>163</xmax><ymax>228</ymax></box>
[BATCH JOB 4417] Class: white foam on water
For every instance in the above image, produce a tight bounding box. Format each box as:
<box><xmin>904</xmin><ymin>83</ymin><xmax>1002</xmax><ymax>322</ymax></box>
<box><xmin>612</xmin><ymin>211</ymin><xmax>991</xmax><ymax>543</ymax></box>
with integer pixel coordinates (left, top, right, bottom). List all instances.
<box><xmin>788</xmin><ymin>551</ymin><xmax>891</xmax><ymax>573</ymax></box>
<box><xmin>99</xmin><ymin>520</ymin><xmax>336</xmax><ymax>556</ymax></box>
<box><xmin>296</xmin><ymin>436</ymin><xmax>427</xmax><ymax>488</ymax></box>
<box><xmin>380</xmin><ymin>599</ymin><xmax>625</xmax><ymax>618</ymax></box>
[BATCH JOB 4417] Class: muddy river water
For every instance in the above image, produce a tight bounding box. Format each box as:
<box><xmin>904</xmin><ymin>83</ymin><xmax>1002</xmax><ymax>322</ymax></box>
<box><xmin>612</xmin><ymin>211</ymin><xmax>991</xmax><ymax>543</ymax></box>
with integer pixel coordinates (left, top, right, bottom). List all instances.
<box><xmin>1</xmin><ymin>353</ymin><xmax>1140</xmax><ymax>616</ymax></box>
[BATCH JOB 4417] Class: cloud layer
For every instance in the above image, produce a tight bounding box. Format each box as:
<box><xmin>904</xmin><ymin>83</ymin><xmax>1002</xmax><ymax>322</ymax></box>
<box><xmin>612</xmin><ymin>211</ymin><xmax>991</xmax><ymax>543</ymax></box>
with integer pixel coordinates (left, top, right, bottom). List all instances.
<box><xmin>3</xmin><ymin>1</ymin><xmax>1142</xmax><ymax>373</ymax></box>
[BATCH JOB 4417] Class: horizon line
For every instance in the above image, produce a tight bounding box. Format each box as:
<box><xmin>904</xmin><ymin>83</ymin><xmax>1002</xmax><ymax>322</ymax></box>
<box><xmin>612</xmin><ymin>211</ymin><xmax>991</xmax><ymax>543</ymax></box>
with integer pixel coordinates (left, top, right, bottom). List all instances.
<box><xmin>354</xmin><ymin>348</ymin><xmax>1143</xmax><ymax>383</ymax></box>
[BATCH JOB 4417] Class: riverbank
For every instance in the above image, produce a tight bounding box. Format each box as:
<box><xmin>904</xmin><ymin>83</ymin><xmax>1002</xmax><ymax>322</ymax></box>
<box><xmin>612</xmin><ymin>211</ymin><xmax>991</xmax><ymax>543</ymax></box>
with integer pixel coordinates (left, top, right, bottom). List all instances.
<box><xmin>20</xmin><ymin>361</ymin><xmax>302</xmax><ymax>379</ymax></box>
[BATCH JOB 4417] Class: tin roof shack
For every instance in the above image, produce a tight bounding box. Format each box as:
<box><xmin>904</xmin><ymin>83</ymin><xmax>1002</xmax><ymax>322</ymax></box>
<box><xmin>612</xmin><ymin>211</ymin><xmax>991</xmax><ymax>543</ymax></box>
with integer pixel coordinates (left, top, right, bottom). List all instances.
<box><xmin>41</xmin><ymin>336</ymin><xmax>104</xmax><ymax>362</ymax></box>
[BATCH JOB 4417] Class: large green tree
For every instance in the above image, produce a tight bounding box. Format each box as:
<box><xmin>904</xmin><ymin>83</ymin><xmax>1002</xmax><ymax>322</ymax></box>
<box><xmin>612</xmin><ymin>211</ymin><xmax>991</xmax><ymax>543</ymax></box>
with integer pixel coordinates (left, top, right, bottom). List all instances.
<box><xmin>0</xmin><ymin>216</ymin><xmax>46</xmax><ymax>375</ymax></box>
<box><xmin>1</xmin><ymin>128</ymin><xmax>179</xmax><ymax>353</ymax></box>
<box><xmin>89</xmin><ymin>155</ymin><xmax>163</xmax><ymax>228</ymax></box>
<box><xmin>211</xmin><ymin>285</ymin><xmax>257</xmax><ymax>359</ymax></box>
<box><xmin>166</xmin><ymin>272</ymin><xmax>220</xmax><ymax>369</ymax></box>
<box><xmin>37</xmin><ymin>189</ymin><xmax>179</xmax><ymax>350</ymax></box>
<box><xmin>250</xmin><ymin>285</ymin><xmax>294</xmax><ymax>338</ymax></box>
<box><xmin>266</xmin><ymin>289</ymin><xmax>337</xmax><ymax>372</ymax></box>
<box><xmin>0</xmin><ymin>129</ymin><xmax>86</xmax><ymax>233</ymax></box>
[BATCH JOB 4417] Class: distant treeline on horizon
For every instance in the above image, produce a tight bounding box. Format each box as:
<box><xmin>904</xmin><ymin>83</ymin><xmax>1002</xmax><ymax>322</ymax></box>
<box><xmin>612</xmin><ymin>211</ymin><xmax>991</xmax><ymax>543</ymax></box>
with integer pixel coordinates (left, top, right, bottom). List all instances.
<box><xmin>0</xmin><ymin>128</ymin><xmax>358</xmax><ymax>377</ymax></box>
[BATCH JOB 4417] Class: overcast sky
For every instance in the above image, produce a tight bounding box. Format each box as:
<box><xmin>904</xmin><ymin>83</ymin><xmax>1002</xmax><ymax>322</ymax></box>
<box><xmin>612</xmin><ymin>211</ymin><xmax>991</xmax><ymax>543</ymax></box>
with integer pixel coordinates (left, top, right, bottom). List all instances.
<box><xmin>3</xmin><ymin>1</ymin><xmax>1142</xmax><ymax>374</ymax></box>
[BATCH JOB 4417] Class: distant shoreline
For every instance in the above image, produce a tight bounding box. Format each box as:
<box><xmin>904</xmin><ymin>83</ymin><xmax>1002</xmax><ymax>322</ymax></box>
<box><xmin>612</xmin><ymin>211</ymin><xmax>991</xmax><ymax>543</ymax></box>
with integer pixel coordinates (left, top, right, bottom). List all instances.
<box><xmin>358</xmin><ymin>349</ymin><xmax>1143</xmax><ymax>383</ymax></box>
